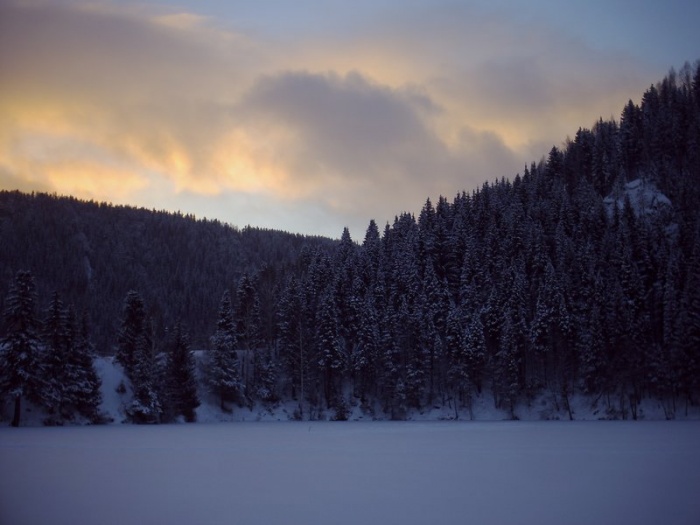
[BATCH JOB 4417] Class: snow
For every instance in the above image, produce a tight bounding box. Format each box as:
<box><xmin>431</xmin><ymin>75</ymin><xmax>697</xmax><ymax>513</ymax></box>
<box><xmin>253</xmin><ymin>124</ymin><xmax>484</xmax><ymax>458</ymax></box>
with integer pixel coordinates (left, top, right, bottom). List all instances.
<box><xmin>93</xmin><ymin>354</ymin><xmax>696</xmax><ymax>423</ymax></box>
<box><xmin>1</xmin><ymin>421</ymin><xmax>699</xmax><ymax>525</ymax></box>
<box><xmin>604</xmin><ymin>178</ymin><xmax>672</xmax><ymax>217</ymax></box>
<box><xmin>5</xmin><ymin>353</ymin><xmax>698</xmax><ymax>426</ymax></box>
<box><xmin>93</xmin><ymin>355</ymin><xmax>131</xmax><ymax>423</ymax></box>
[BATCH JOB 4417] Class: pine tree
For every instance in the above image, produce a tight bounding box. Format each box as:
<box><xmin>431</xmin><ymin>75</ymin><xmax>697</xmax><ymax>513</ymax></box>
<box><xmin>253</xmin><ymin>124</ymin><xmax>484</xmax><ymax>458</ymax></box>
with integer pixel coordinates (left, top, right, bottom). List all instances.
<box><xmin>235</xmin><ymin>274</ymin><xmax>262</xmax><ymax>399</ymax></box>
<box><xmin>620</xmin><ymin>100</ymin><xmax>644</xmax><ymax>180</ymax></box>
<box><xmin>421</xmin><ymin>261</ymin><xmax>450</xmax><ymax>403</ymax></box>
<box><xmin>128</xmin><ymin>335</ymin><xmax>162</xmax><ymax>424</ymax></box>
<box><xmin>64</xmin><ymin>310</ymin><xmax>102</xmax><ymax>422</ymax></box>
<box><xmin>277</xmin><ymin>277</ymin><xmax>309</xmax><ymax>416</ymax></box>
<box><xmin>530</xmin><ymin>262</ymin><xmax>571</xmax><ymax>388</ymax></box>
<box><xmin>379</xmin><ymin>302</ymin><xmax>405</xmax><ymax>419</ymax></box>
<box><xmin>0</xmin><ymin>271</ymin><xmax>43</xmax><ymax>427</ymax></box>
<box><xmin>164</xmin><ymin>322</ymin><xmax>199</xmax><ymax>422</ymax></box>
<box><xmin>360</xmin><ymin>219</ymin><xmax>381</xmax><ymax>286</ymax></box>
<box><xmin>352</xmin><ymin>293</ymin><xmax>380</xmax><ymax>402</ymax></box>
<box><xmin>41</xmin><ymin>291</ymin><xmax>70</xmax><ymax>420</ymax></box>
<box><xmin>494</xmin><ymin>314</ymin><xmax>523</xmax><ymax>418</ymax></box>
<box><xmin>116</xmin><ymin>291</ymin><xmax>161</xmax><ymax>423</ymax></box>
<box><xmin>115</xmin><ymin>291</ymin><xmax>147</xmax><ymax>377</ymax></box>
<box><xmin>253</xmin><ymin>348</ymin><xmax>278</xmax><ymax>404</ymax></box>
<box><xmin>445</xmin><ymin>306</ymin><xmax>470</xmax><ymax>418</ymax></box>
<box><xmin>676</xmin><ymin>238</ymin><xmax>700</xmax><ymax>409</ymax></box>
<box><xmin>206</xmin><ymin>291</ymin><xmax>242</xmax><ymax>412</ymax></box>
<box><xmin>235</xmin><ymin>275</ymin><xmax>262</xmax><ymax>348</ymax></box>
<box><xmin>464</xmin><ymin>313</ymin><xmax>486</xmax><ymax>395</ymax></box>
<box><xmin>316</xmin><ymin>289</ymin><xmax>344</xmax><ymax>409</ymax></box>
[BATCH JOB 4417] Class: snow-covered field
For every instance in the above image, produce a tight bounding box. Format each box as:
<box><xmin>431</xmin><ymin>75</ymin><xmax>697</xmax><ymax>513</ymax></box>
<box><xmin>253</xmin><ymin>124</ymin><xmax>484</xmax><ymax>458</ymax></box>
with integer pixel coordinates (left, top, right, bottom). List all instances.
<box><xmin>1</xmin><ymin>421</ymin><xmax>699</xmax><ymax>525</ymax></box>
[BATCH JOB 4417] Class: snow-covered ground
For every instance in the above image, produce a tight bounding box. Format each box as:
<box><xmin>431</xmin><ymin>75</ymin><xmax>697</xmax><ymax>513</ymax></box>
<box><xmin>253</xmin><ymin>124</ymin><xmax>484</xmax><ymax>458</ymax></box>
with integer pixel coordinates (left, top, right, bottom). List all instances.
<box><xmin>92</xmin><ymin>355</ymin><xmax>699</xmax><ymax>424</ymax></box>
<box><xmin>1</xmin><ymin>420</ymin><xmax>699</xmax><ymax>525</ymax></box>
<box><xmin>5</xmin><ymin>355</ymin><xmax>698</xmax><ymax>426</ymax></box>
<box><xmin>604</xmin><ymin>177</ymin><xmax>672</xmax><ymax>217</ymax></box>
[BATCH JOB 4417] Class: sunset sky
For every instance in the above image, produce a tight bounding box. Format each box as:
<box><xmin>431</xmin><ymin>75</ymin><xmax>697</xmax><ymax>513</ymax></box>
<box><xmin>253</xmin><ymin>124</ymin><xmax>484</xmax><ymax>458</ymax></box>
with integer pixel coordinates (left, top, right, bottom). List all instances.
<box><xmin>1</xmin><ymin>0</ymin><xmax>699</xmax><ymax>238</ymax></box>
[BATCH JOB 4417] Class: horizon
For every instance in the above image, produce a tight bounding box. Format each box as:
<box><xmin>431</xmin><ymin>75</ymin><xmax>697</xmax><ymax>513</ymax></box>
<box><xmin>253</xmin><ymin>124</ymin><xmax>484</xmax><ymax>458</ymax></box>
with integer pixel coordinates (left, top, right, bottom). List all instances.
<box><xmin>1</xmin><ymin>0</ymin><xmax>699</xmax><ymax>239</ymax></box>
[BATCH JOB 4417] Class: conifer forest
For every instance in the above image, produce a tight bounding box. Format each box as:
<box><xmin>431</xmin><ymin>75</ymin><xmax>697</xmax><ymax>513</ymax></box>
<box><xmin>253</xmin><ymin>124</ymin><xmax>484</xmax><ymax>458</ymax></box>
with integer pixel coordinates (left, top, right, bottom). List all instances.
<box><xmin>1</xmin><ymin>63</ymin><xmax>700</xmax><ymax>425</ymax></box>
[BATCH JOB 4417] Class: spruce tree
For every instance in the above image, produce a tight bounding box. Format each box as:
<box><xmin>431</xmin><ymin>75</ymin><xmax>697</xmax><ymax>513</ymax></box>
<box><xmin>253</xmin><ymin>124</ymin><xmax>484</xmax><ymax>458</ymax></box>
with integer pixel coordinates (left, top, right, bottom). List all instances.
<box><xmin>254</xmin><ymin>348</ymin><xmax>279</xmax><ymax>404</ymax></box>
<box><xmin>464</xmin><ymin>313</ymin><xmax>486</xmax><ymax>394</ymax></box>
<box><xmin>677</xmin><ymin>239</ymin><xmax>700</xmax><ymax>410</ymax></box>
<box><xmin>278</xmin><ymin>277</ymin><xmax>309</xmax><ymax>416</ymax></box>
<box><xmin>360</xmin><ymin>219</ymin><xmax>381</xmax><ymax>286</ymax></box>
<box><xmin>165</xmin><ymin>322</ymin><xmax>199</xmax><ymax>422</ymax></box>
<box><xmin>129</xmin><ymin>340</ymin><xmax>162</xmax><ymax>424</ymax></box>
<box><xmin>116</xmin><ymin>291</ymin><xmax>161</xmax><ymax>423</ymax></box>
<box><xmin>41</xmin><ymin>291</ymin><xmax>70</xmax><ymax>420</ymax></box>
<box><xmin>206</xmin><ymin>291</ymin><xmax>242</xmax><ymax>412</ymax></box>
<box><xmin>445</xmin><ymin>306</ymin><xmax>470</xmax><ymax>417</ymax></box>
<box><xmin>316</xmin><ymin>289</ymin><xmax>343</xmax><ymax>409</ymax></box>
<box><xmin>495</xmin><ymin>315</ymin><xmax>523</xmax><ymax>418</ymax></box>
<box><xmin>235</xmin><ymin>274</ymin><xmax>262</xmax><ymax>398</ymax></box>
<box><xmin>352</xmin><ymin>293</ymin><xmax>380</xmax><ymax>402</ymax></box>
<box><xmin>235</xmin><ymin>274</ymin><xmax>262</xmax><ymax>350</ymax></box>
<box><xmin>65</xmin><ymin>310</ymin><xmax>102</xmax><ymax>422</ymax></box>
<box><xmin>0</xmin><ymin>271</ymin><xmax>43</xmax><ymax>427</ymax></box>
<box><xmin>377</xmin><ymin>301</ymin><xmax>405</xmax><ymax>419</ymax></box>
<box><xmin>115</xmin><ymin>291</ymin><xmax>147</xmax><ymax>377</ymax></box>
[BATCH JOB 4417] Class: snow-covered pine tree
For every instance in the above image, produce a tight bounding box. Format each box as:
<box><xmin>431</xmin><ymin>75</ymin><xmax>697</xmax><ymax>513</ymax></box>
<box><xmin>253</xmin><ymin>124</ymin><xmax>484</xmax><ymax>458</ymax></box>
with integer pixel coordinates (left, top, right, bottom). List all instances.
<box><xmin>0</xmin><ymin>271</ymin><xmax>44</xmax><ymax>427</ymax></box>
<box><xmin>400</xmin><ymin>299</ymin><xmax>426</xmax><ymax>409</ymax></box>
<box><xmin>360</xmin><ymin>219</ymin><xmax>381</xmax><ymax>287</ymax></box>
<box><xmin>41</xmin><ymin>291</ymin><xmax>70</xmax><ymax>421</ymax></box>
<box><xmin>116</xmin><ymin>291</ymin><xmax>161</xmax><ymax>423</ymax></box>
<box><xmin>235</xmin><ymin>274</ymin><xmax>262</xmax><ymax>350</ymax></box>
<box><xmin>378</xmin><ymin>301</ymin><xmax>405</xmax><ymax>420</ymax></box>
<box><xmin>494</xmin><ymin>314</ymin><xmax>523</xmax><ymax>419</ymax></box>
<box><xmin>253</xmin><ymin>348</ymin><xmax>279</xmax><ymax>404</ymax></box>
<box><xmin>464</xmin><ymin>312</ymin><xmax>486</xmax><ymax>395</ymax></box>
<box><xmin>421</xmin><ymin>260</ymin><xmax>450</xmax><ymax>404</ymax></box>
<box><xmin>676</xmin><ymin>237</ymin><xmax>700</xmax><ymax>411</ymax></box>
<box><xmin>352</xmin><ymin>293</ymin><xmax>380</xmax><ymax>402</ymax></box>
<box><xmin>115</xmin><ymin>290</ymin><xmax>147</xmax><ymax>378</ymax></box>
<box><xmin>206</xmin><ymin>290</ymin><xmax>242</xmax><ymax>412</ymax></box>
<box><xmin>315</xmin><ymin>289</ymin><xmax>343</xmax><ymax>410</ymax></box>
<box><xmin>445</xmin><ymin>306</ymin><xmax>470</xmax><ymax>418</ymax></box>
<box><xmin>277</xmin><ymin>277</ymin><xmax>309</xmax><ymax>416</ymax></box>
<box><xmin>164</xmin><ymin>322</ymin><xmax>199</xmax><ymax>422</ymax></box>
<box><xmin>234</xmin><ymin>274</ymin><xmax>262</xmax><ymax>399</ymax></box>
<box><xmin>64</xmin><ymin>310</ymin><xmax>102</xmax><ymax>422</ymax></box>
<box><xmin>333</xmin><ymin>229</ymin><xmax>360</xmax><ymax>371</ymax></box>
<box><xmin>128</xmin><ymin>327</ymin><xmax>162</xmax><ymax>424</ymax></box>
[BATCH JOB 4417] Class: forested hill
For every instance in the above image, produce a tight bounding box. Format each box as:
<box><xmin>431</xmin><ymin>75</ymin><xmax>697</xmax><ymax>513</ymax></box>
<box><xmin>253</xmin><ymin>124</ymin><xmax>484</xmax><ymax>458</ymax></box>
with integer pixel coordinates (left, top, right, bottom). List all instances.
<box><xmin>1</xmin><ymin>62</ymin><xmax>700</xmax><ymax>424</ymax></box>
<box><xmin>0</xmin><ymin>193</ymin><xmax>336</xmax><ymax>349</ymax></box>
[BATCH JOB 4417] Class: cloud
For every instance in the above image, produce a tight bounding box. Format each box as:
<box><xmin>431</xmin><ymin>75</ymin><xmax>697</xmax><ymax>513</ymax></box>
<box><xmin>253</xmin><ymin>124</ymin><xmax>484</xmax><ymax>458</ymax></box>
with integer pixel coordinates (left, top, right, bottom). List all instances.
<box><xmin>233</xmin><ymin>70</ymin><xmax>520</xmax><ymax>228</ymax></box>
<box><xmin>0</xmin><ymin>0</ymin><xmax>260</xmax><ymax>195</ymax></box>
<box><xmin>0</xmin><ymin>0</ymin><xmax>671</xmax><ymax>237</ymax></box>
<box><xmin>345</xmin><ymin>3</ymin><xmax>655</xmax><ymax>149</ymax></box>
<box><xmin>238</xmin><ymin>71</ymin><xmax>443</xmax><ymax>185</ymax></box>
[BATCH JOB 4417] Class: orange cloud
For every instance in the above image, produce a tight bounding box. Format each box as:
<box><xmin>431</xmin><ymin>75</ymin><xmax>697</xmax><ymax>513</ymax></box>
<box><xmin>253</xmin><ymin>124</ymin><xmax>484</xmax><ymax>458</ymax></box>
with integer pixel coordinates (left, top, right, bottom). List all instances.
<box><xmin>0</xmin><ymin>0</ymin><xmax>667</xmax><ymax>237</ymax></box>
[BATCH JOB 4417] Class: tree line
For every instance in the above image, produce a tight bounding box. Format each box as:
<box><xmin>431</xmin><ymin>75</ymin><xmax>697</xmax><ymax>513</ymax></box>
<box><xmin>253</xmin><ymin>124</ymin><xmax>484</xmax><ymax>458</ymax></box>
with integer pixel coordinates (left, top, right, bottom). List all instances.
<box><xmin>0</xmin><ymin>192</ymin><xmax>334</xmax><ymax>351</ymax></box>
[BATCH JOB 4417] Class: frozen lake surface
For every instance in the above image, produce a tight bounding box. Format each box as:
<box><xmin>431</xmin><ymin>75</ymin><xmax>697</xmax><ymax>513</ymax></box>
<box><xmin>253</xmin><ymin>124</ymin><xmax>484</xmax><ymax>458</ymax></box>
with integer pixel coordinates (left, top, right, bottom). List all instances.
<box><xmin>1</xmin><ymin>421</ymin><xmax>699</xmax><ymax>525</ymax></box>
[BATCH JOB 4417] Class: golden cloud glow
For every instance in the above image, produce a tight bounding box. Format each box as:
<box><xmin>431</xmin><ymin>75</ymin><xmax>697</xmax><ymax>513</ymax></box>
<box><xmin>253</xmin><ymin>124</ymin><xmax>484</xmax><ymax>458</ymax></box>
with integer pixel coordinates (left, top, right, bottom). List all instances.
<box><xmin>0</xmin><ymin>0</ymin><xmax>666</xmax><ymax>236</ymax></box>
<box><xmin>211</xmin><ymin>128</ymin><xmax>297</xmax><ymax>195</ymax></box>
<box><xmin>153</xmin><ymin>12</ymin><xmax>207</xmax><ymax>30</ymax></box>
<box><xmin>45</xmin><ymin>162</ymin><xmax>150</xmax><ymax>201</ymax></box>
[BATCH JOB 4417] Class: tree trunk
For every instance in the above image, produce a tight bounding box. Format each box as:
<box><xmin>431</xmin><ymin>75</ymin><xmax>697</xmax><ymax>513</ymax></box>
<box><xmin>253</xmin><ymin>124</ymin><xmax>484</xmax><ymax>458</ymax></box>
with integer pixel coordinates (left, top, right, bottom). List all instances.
<box><xmin>11</xmin><ymin>395</ymin><xmax>21</xmax><ymax>427</ymax></box>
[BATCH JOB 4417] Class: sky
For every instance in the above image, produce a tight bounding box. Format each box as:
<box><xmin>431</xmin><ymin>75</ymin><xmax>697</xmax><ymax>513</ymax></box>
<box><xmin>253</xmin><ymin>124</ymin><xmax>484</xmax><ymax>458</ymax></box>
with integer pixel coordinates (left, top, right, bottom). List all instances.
<box><xmin>1</xmin><ymin>0</ymin><xmax>699</xmax><ymax>239</ymax></box>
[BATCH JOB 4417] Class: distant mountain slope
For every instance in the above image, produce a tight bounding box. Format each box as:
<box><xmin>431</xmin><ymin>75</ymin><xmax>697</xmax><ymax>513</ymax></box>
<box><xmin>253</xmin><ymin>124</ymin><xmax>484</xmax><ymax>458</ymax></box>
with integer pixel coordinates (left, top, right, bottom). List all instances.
<box><xmin>0</xmin><ymin>191</ymin><xmax>335</xmax><ymax>349</ymax></box>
